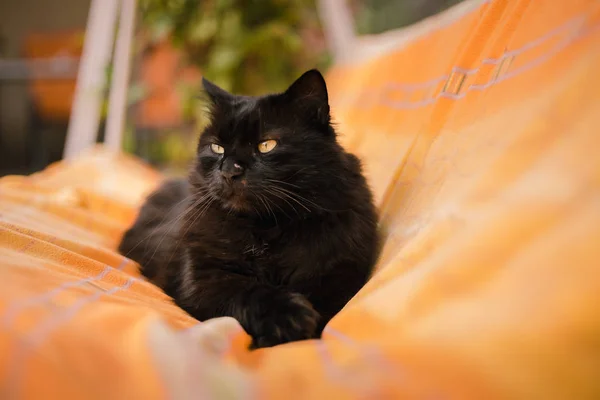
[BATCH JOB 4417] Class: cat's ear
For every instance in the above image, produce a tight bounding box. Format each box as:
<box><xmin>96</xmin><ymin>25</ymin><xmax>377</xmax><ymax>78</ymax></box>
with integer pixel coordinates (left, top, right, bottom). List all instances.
<box><xmin>202</xmin><ymin>77</ymin><xmax>234</xmax><ymax>108</ymax></box>
<box><xmin>285</xmin><ymin>69</ymin><xmax>330</xmax><ymax>124</ymax></box>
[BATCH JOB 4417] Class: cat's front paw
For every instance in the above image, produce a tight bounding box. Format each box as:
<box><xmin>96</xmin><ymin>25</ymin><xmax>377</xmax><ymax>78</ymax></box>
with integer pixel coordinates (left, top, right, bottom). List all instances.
<box><xmin>249</xmin><ymin>292</ymin><xmax>320</xmax><ymax>349</ymax></box>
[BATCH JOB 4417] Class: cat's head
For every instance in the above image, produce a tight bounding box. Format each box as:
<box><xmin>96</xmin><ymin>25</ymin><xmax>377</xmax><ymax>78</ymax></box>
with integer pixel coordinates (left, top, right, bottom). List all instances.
<box><xmin>191</xmin><ymin>69</ymin><xmax>343</xmax><ymax>216</ymax></box>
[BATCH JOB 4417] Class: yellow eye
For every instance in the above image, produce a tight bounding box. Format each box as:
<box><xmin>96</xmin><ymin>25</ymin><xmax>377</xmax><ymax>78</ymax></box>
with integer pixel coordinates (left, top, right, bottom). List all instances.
<box><xmin>210</xmin><ymin>143</ymin><xmax>224</xmax><ymax>154</ymax></box>
<box><xmin>258</xmin><ymin>140</ymin><xmax>277</xmax><ymax>154</ymax></box>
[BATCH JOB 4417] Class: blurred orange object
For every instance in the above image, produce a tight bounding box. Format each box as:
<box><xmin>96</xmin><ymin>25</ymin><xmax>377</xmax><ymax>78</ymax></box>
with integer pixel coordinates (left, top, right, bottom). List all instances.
<box><xmin>2</xmin><ymin>0</ymin><xmax>600</xmax><ymax>398</ymax></box>
<box><xmin>23</xmin><ymin>31</ymin><xmax>83</xmax><ymax>122</ymax></box>
<box><xmin>135</xmin><ymin>39</ymin><xmax>201</xmax><ymax>129</ymax></box>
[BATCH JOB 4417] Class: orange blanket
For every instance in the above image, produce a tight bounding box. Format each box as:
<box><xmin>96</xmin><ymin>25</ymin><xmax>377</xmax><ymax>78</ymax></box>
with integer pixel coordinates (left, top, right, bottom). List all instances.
<box><xmin>2</xmin><ymin>0</ymin><xmax>600</xmax><ymax>398</ymax></box>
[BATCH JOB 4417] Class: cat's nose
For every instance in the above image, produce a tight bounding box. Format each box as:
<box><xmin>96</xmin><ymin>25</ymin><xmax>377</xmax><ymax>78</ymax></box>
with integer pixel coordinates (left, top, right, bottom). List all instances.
<box><xmin>221</xmin><ymin>161</ymin><xmax>245</xmax><ymax>182</ymax></box>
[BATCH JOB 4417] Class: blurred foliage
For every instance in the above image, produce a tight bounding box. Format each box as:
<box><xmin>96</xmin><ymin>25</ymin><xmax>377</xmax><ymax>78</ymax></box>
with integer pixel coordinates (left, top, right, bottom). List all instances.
<box><xmin>353</xmin><ymin>0</ymin><xmax>465</xmax><ymax>35</ymax></box>
<box><xmin>138</xmin><ymin>0</ymin><xmax>329</xmax><ymax>95</ymax></box>
<box><xmin>127</xmin><ymin>0</ymin><xmax>329</xmax><ymax>169</ymax></box>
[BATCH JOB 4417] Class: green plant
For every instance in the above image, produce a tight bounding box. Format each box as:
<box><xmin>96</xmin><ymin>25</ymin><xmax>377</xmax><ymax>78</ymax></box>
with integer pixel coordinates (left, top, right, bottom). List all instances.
<box><xmin>353</xmin><ymin>0</ymin><xmax>465</xmax><ymax>34</ymax></box>
<box><xmin>128</xmin><ymin>0</ymin><xmax>328</xmax><ymax>169</ymax></box>
<box><xmin>138</xmin><ymin>0</ymin><xmax>329</xmax><ymax>95</ymax></box>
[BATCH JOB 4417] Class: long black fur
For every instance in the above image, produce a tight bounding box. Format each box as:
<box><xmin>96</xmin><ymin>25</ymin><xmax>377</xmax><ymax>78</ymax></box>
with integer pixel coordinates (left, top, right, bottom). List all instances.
<box><xmin>119</xmin><ymin>70</ymin><xmax>380</xmax><ymax>348</ymax></box>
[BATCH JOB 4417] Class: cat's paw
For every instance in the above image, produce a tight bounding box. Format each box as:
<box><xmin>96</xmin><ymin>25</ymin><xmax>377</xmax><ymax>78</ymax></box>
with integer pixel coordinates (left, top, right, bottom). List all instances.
<box><xmin>249</xmin><ymin>292</ymin><xmax>320</xmax><ymax>349</ymax></box>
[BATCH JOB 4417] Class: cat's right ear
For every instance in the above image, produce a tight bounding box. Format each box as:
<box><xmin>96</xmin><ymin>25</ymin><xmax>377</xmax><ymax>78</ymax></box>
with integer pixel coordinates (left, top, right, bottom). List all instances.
<box><xmin>202</xmin><ymin>77</ymin><xmax>234</xmax><ymax>108</ymax></box>
<box><xmin>284</xmin><ymin>69</ymin><xmax>330</xmax><ymax>125</ymax></box>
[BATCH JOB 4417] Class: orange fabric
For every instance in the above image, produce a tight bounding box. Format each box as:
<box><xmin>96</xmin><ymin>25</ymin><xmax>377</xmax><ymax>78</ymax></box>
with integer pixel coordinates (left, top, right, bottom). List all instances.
<box><xmin>2</xmin><ymin>0</ymin><xmax>600</xmax><ymax>398</ymax></box>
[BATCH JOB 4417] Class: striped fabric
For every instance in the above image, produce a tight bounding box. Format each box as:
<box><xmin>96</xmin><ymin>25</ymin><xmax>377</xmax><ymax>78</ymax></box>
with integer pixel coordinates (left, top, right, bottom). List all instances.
<box><xmin>1</xmin><ymin>0</ymin><xmax>600</xmax><ymax>398</ymax></box>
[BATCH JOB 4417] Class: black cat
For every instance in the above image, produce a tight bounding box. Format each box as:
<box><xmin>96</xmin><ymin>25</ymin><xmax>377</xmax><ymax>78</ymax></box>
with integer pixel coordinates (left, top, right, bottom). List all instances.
<box><xmin>119</xmin><ymin>70</ymin><xmax>380</xmax><ymax>348</ymax></box>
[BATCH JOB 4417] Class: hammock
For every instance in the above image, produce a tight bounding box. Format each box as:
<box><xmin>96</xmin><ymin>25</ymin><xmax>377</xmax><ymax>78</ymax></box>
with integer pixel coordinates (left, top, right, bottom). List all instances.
<box><xmin>1</xmin><ymin>0</ymin><xmax>599</xmax><ymax>398</ymax></box>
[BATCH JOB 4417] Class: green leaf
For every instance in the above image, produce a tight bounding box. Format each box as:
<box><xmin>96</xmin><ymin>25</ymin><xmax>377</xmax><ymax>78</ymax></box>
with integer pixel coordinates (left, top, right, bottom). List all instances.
<box><xmin>127</xmin><ymin>83</ymin><xmax>148</xmax><ymax>106</ymax></box>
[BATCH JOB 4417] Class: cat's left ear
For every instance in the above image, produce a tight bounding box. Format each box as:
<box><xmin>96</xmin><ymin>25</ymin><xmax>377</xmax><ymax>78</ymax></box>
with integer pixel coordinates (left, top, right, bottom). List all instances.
<box><xmin>285</xmin><ymin>69</ymin><xmax>330</xmax><ymax>125</ymax></box>
<box><xmin>202</xmin><ymin>77</ymin><xmax>234</xmax><ymax>109</ymax></box>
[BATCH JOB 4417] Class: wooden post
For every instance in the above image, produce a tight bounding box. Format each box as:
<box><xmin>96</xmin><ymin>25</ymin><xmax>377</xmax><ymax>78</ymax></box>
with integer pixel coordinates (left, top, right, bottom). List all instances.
<box><xmin>63</xmin><ymin>0</ymin><xmax>119</xmax><ymax>159</ymax></box>
<box><xmin>317</xmin><ymin>0</ymin><xmax>356</xmax><ymax>62</ymax></box>
<box><xmin>104</xmin><ymin>0</ymin><xmax>138</xmax><ymax>152</ymax></box>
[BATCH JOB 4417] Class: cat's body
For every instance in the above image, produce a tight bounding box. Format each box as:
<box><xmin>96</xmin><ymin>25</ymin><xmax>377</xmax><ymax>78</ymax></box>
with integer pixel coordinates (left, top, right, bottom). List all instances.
<box><xmin>119</xmin><ymin>70</ymin><xmax>379</xmax><ymax>348</ymax></box>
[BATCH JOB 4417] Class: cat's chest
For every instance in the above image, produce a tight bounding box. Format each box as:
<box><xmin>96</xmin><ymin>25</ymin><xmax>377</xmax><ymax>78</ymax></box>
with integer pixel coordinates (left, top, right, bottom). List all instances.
<box><xmin>198</xmin><ymin>216</ymin><xmax>331</xmax><ymax>280</ymax></box>
<box><xmin>242</xmin><ymin>240</ymin><xmax>270</xmax><ymax>258</ymax></box>
<box><xmin>240</xmin><ymin>226</ymin><xmax>287</xmax><ymax>261</ymax></box>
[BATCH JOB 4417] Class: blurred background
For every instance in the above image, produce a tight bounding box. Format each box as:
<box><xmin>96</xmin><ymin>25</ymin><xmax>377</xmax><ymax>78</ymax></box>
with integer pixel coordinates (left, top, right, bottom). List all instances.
<box><xmin>0</xmin><ymin>0</ymin><xmax>463</xmax><ymax>176</ymax></box>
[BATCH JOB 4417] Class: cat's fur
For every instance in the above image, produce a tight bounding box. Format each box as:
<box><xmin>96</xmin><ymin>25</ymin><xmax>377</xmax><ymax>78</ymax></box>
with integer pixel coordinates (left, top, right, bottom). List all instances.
<box><xmin>119</xmin><ymin>70</ymin><xmax>379</xmax><ymax>348</ymax></box>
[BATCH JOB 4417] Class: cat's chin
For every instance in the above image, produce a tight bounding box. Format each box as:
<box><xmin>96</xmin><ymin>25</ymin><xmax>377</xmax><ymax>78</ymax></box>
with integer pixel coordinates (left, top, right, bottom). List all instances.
<box><xmin>219</xmin><ymin>196</ymin><xmax>252</xmax><ymax>214</ymax></box>
<box><xmin>216</xmin><ymin>182</ymin><xmax>252</xmax><ymax>213</ymax></box>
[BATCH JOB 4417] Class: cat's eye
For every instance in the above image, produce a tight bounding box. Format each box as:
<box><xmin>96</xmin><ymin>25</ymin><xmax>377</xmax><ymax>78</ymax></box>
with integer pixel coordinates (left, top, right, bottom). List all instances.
<box><xmin>258</xmin><ymin>140</ymin><xmax>277</xmax><ymax>154</ymax></box>
<box><xmin>210</xmin><ymin>143</ymin><xmax>225</xmax><ymax>154</ymax></box>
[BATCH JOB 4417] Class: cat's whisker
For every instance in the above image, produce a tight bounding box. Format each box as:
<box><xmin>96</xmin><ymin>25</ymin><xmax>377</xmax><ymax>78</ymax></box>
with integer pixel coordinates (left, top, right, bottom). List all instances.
<box><xmin>178</xmin><ymin>196</ymin><xmax>215</xmax><ymax>241</ymax></box>
<box><xmin>270</xmin><ymin>185</ymin><xmax>320</xmax><ymax>208</ymax></box>
<box><xmin>264</xmin><ymin>188</ymin><xmax>302</xmax><ymax>217</ymax></box>
<box><xmin>267</xmin><ymin>186</ymin><xmax>312</xmax><ymax>213</ymax></box>
<box><xmin>264</xmin><ymin>195</ymin><xmax>281</xmax><ymax>225</ymax></box>
<box><xmin>121</xmin><ymin>192</ymin><xmax>199</xmax><ymax>258</ymax></box>
<box><xmin>144</xmin><ymin>192</ymin><xmax>213</xmax><ymax>266</ymax></box>
<box><xmin>264</xmin><ymin>178</ymin><xmax>301</xmax><ymax>189</ymax></box>
<box><xmin>165</xmin><ymin>194</ymin><xmax>216</xmax><ymax>268</ymax></box>
<box><xmin>253</xmin><ymin>190</ymin><xmax>279</xmax><ymax>224</ymax></box>
<box><xmin>271</xmin><ymin>184</ymin><xmax>344</xmax><ymax>213</ymax></box>
<box><xmin>178</xmin><ymin>194</ymin><xmax>212</xmax><ymax>233</ymax></box>
<box><xmin>263</xmin><ymin>193</ymin><xmax>290</xmax><ymax>220</ymax></box>
<box><xmin>285</xmin><ymin>166</ymin><xmax>311</xmax><ymax>180</ymax></box>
